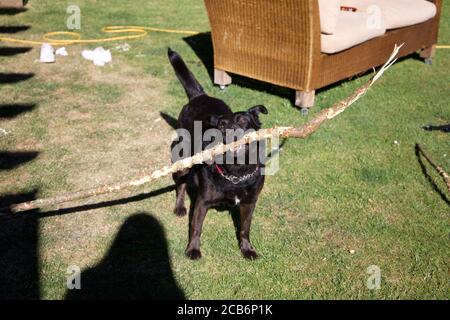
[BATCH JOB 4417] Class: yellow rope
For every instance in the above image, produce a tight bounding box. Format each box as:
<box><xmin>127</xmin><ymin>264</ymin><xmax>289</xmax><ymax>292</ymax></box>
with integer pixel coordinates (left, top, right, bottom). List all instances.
<box><xmin>0</xmin><ymin>26</ymin><xmax>200</xmax><ymax>46</ymax></box>
<box><xmin>0</xmin><ymin>25</ymin><xmax>448</xmax><ymax>50</ymax></box>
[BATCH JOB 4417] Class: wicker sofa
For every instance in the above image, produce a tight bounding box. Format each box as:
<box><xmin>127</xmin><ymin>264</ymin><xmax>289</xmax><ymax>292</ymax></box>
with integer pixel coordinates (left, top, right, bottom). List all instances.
<box><xmin>204</xmin><ymin>0</ymin><xmax>442</xmax><ymax>113</ymax></box>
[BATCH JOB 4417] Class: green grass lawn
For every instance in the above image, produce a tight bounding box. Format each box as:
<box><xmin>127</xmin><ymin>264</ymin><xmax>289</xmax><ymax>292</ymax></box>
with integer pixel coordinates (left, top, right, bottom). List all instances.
<box><xmin>0</xmin><ymin>0</ymin><xmax>449</xmax><ymax>299</ymax></box>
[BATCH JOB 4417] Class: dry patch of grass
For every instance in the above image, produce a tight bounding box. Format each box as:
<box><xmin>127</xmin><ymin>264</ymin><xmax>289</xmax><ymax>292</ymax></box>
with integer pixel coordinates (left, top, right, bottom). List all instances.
<box><xmin>2</xmin><ymin>46</ymin><xmax>175</xmax><ymax>188</ymax></box>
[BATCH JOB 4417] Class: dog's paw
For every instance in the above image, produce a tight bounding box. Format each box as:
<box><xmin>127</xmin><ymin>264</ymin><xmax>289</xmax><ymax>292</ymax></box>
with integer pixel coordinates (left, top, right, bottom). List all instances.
<box><xmin>241</xmin><ymin>248</ymin><xmax>259</xmax><ymax>260</ymax></box>
<box><xmin>185</xmin><ymin>248</ymin><xmax>202</xmax><ymax>260</ymax></box>
<box><xmin>174</xmin><ymin>206</ymin><xmax>187</xmax><ymax>217</ymax></box>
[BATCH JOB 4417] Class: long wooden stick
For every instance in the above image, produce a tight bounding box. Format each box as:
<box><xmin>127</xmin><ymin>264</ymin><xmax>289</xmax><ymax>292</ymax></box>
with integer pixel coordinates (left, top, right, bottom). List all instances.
<box><xmin>416</xmin><ymin>144</ymin><xmax>450</xmax><ymax>193</ymax></box>
<box><xmin>3</xmin><ymin>45</ymin><xmax>403</xmax><ymax>214</ymax></box>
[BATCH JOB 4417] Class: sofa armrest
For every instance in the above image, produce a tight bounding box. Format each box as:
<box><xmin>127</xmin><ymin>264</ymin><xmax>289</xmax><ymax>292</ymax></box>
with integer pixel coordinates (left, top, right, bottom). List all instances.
<box><xmin>426</xmin><ymin>0</ymin><xmax>442</xmax><ymax>18</ymax></box>
<box><xmin>426</xmin><ymin>0</ymin><xmax>442</xmax><ymax>44</ymax></box>
<box><xmin>204</xmin><ymin>0</ymin><xmax>322</xmax><ymax>91</ymax></box>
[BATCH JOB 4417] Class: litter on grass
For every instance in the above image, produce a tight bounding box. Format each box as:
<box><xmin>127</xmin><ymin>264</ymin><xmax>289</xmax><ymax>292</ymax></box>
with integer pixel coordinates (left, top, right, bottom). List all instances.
<box><xmin>55</xmin><ymin>47</ymin><xmax>68</xmax><ymax>56</ymax></box>
<box><xmin>39</xmin><ymin>43</ymin><xmax>55</xmax><ymax>63</ymax></box>
<box><xmin>81</xmin><ymin>47</ymin><xmax>112</xmax><ymax>66</ymax></box>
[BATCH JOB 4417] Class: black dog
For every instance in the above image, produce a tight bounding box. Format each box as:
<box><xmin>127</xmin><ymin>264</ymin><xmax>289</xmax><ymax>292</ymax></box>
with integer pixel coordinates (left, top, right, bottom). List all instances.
<box><xmin>168</xmin><ymin>49</ymin><xmax>268</xmax><ymax>260</ymax></box>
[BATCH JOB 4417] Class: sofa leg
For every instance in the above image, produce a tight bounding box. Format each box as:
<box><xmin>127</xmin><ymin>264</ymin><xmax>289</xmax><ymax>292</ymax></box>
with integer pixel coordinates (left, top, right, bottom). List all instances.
<box><xmin>214</xmin><ymin>69</ymin><xmax>232</xmax><ymax>90</ymax></box>
<box><xmin>295</xmin><ymin>90</ymin><xmax>315</xmax><ymax>115</ymax></box>
<box><xmin>420</xmin><ymin>45</ymin><xmax>436</xmax><ymax>65</ymax></box>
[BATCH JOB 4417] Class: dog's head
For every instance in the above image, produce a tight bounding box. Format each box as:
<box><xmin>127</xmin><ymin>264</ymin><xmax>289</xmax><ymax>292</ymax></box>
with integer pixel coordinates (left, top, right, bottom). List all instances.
<box><xmin>208</xmin><ymin>105</ymin><xmax>268</xmax><ymax>133</ymax></box>
<box><xmin>207</xmin><ymin>105</ymin><xmax>268</xmax><ymax>158</ymax></box>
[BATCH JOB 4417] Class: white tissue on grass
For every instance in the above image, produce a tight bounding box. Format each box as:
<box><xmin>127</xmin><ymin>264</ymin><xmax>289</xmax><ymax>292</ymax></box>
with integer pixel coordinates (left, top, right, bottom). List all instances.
<box><xmin>81</xmin><ymin>47</ymin><xmax>112</xmax><ymax>66</ymax></box>
<box><xmin>81</xmin><ymin>49</ymin><xmax>94</xmax><ymax>60</ymax></box>
<box><xmin>55</xmin><ymin>47</ymin><xmax>68</xmax><ymax>56</ymax></box>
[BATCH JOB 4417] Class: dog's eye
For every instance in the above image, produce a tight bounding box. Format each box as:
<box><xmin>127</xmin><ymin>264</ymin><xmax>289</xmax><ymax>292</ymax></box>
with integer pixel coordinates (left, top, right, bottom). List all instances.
<box><xmin>238</xmin><ymin>117</ymin><xmax>248</xmax><ymax>126</ymax></box>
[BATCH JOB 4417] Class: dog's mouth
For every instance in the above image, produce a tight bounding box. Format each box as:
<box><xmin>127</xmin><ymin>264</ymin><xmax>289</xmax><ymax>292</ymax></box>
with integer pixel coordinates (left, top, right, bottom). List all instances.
<box><xmin>233</xmin><ymin>143</ymin><xmax>248</xmax><ymax>158</ymax></box>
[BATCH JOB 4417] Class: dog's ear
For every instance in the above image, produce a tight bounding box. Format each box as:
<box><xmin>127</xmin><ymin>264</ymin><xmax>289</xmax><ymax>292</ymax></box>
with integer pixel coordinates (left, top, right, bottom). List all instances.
<box><xmin>247</xmin><ymin>105</ymin><xmax>268</xmax><ymax>128</ymax></box>
<box><xmin>248</xmin><ymin>105</ymin><xmax>268</xmax><ymax>116</ymax></box>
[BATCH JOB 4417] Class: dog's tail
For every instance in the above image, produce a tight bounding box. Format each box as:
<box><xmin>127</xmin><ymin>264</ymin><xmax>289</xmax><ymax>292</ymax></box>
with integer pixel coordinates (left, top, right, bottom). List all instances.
<box><xmin>168</xmin><ymin>48</ymin><xmax>204</xmax><ymax>100</ymax></box>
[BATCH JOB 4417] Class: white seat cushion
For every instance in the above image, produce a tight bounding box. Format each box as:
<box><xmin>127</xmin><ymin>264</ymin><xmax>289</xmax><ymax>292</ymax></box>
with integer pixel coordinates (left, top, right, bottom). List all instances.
<box><xmin>340</xmin><ymin>0</ymin><xmax>437</xmax><ymax>29</ymax></box>
<box><xmin>378</xmin><ymin>0</ymin><xmax>436</xmax><ymax>29</ymax></box>
<box><xmin>321</xmin><ymin>11</ymin><xmax>386</xmax><ymax>54</ymax></box>
<box><xmin>318</xmin><ymin>0</ymin><xmax>341</xmax><ymax>34</ymax></box>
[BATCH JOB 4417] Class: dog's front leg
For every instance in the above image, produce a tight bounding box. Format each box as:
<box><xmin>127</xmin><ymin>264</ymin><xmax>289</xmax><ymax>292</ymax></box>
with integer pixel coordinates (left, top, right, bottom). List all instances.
<box><xmin>173</xmin><ymin>169</ymin><xmax>189</xmax><ymax>216</ymax></box>
<box><xmin>239</xmin><ymin>203</ymin><xmax>258</xmax><ymax>260</ymax></box>
<box><xmin>185</xmin><ymin>198</ymin><xmax>207</xmax><ymax>260</ymax></box>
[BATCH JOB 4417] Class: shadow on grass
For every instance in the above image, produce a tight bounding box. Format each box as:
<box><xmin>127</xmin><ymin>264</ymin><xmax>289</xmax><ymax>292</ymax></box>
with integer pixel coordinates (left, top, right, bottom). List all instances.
<box><xmin>0</xmin><ymin>103</ymin><xmax>36</xmax><ymax>119</ymax></box>
<box><xmin>0</xmin><ymin>8</ymin><xmax>42</xmax><ymax>299</ymax></box>
<box><xmin>0</xmin><ymin>8</ymin><xmax>27</xmax><ymax>15</ymax></box>
<box><xmin>65</xmin><ymin>212</ymin><xmax>185</xmax><ymax>300</ymax></box>
<box><xmin>0</xmin><ymin>47</ymin><xmax>32</xmax><ymax>56</ymax></box>
<box><xmin>183</xmin><ymin>32</ymin><xmax>292</xmax><ymax>102</ymax></box>
<box><xmin>0</xmin><ymin>191</ymin><xmax>40</xmax><ymax>299</ymax></box>
<box><xmin>1</xmin><ymin>164</ymin><xmax>182</xmax><ymax>300</ymax></box>
<box><xmin>0</xmin><ymin>72</ymin><xmax>34</xmax><ymax>84</ymax></box>
<box><xmin>415</xmin><ymin>144</ymin><xmax>450</xmax><ymax>206</ymax></box>
<box><xmin>1</xmin><ymin>185</ymin><xmax>181</xmax><ymax>300</ymax></box>
<box><xmin>35</xmin><ymin>185</ymin><xmax>176</xmax><ymax>218</ymax></box>
<box><xmin>0</xmin><ymin>151</ymin><xmax>39</xmax><ymax>170</ymax></box>
<box><xmin>182</xmin><ymin>32</ymin><xmax>360</xmax><ymax>107</ymax></box>
<box><xmin>0</xmin><ymin>147</ymin><xmax>40</xmax><ymax>300</ymax></box>
<box><xmin>183</xmin><ymin>32</ymin><xmax>214</xmax><ymax>81</ymax></box>
<box><xmin>183</xmin><ymin>33</ymin><xmax>430</xmax><ymax>111</ymax></box>
<box><xmin>422</xmin><ymin>124</ymin><xmax>450</xmax><ymax>133</ymax></box>
<box><xmin>0</xmin><ymin>25</ymin><xmax>30</xmax><ymax>33</ymax></box>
